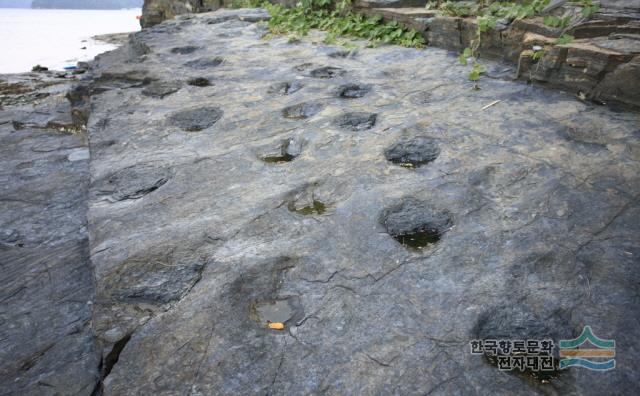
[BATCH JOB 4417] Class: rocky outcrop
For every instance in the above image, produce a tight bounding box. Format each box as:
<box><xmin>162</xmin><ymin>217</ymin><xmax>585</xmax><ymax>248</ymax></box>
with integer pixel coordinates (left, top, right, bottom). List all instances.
<box><xmin>140</xmin><ymin>1</ymin><xmax>640</xmax><ymax>107</ymax></box>
<box><xmin>356</xmin><ymin>4</ymin><xmax>640</xmax><ymax>107</ymax></box>
<box><xmin>141</xmin><ymin>0</ymin><xmax>232</xmax><ymax>27</ymax></box>
<box><xmin>84</xmin><ymin>8</ymin><xmax>639</xmax><ymax>394</ymax></box>
<box><xmin>0</xmin><ymin>73</ymin><xmax>99</xmax><ymax>394</ymax></box>
<box><xmin>2</xmin><ymin>6</ymin><xmax>640</xmax><ymax>395</ymax></box>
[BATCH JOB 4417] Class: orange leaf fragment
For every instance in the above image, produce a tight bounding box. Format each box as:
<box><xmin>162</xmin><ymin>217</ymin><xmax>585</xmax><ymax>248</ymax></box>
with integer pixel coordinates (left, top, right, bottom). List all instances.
<box><xmin>267</xmin><ymin>322</ymin><xmax>285</xmax><ymax>330</ymax></box>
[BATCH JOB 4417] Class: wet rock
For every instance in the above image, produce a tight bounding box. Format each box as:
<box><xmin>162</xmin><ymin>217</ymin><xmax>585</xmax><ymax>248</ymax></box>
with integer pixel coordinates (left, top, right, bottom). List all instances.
<box><xmin>334</xmin><ymin>112</ymin><xmax>377</xmax><ymax>130</ymax></box>
<box><xmin>282</xmin><ymin>101</ymin><xmax>324</xmax><ymax>119</ymax></box>
<box><xmin>309</xmin><ymin>66</ymin><xmax>346</xmax><ymax>78</ymax></box>
<box><xmin>141</xmin><ymin>81</ymin><xmax>182</xmax><ymax>98</ymax></box>
<box><xmin>384</xmin><ymin>136</ymin><xmax>440</xmax><ymax>168</ymax></box>
<box><xmin>168</xmin><ymin>106</ymin><xmax>223</xmax><ymax>131</ymax></box>
<box><xmin>380</xmin><ymin>198</ymin><xmax>452</xmax><ymax>249</ymax></box>
<box><xmin>336</xmin><ymin>83</ymin><xmax>371</xmax><ymax>99</ymax></box>
<box><xmin>184</xmin><ymin>57</ymin><xmax>224</xmax><ymax>69</ymax></box>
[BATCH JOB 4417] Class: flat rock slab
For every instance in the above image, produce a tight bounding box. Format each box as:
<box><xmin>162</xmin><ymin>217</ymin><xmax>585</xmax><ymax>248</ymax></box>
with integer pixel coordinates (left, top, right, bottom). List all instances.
<box><xmin>88</xmin><ymin>9</ymin><xmax>640</xmax><ymax>395</ymax></box>
<box><xmin>0</xmin><ymin>84</ymin><xmax>99</xmax><ymax>394</ymax></box>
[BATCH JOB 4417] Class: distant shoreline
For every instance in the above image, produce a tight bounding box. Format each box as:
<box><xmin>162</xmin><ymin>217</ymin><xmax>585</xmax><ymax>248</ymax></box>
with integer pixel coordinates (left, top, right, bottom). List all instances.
<box><xmin>30</xmin><ymin>0</ymin><xmax>143</xmax><ymax>10</ymax></box>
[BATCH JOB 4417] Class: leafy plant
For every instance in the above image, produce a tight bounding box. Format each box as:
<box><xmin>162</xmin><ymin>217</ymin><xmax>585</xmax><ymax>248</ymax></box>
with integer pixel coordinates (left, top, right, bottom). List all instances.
<box><xmin>455</xmin><ymin>1</ymin><xmax>550</xmax><ymax>83</ymax></box>
<box><xmin>578</xmin><ymin>0</ymin><xmax>600</xmax><ymax>18</ymax></box>
<box><xmin>554</xmin><ymin>34</ymin><xmax>574</xmax><ymax>45</ymax></box>
<box><xmin>543</xmin><ymin>15</ymin><xmax>571</xmax><ymax>28</ymax></box>
<box><xmin>458</xmin><ymin>47</ymin><xmax>472</xmax><ymax>65</ymax></box>
<box><xmin>264</xmin><ymin>1</ymin><xmax>425</xmax><ymax>48</ymax></box>
<box><xmin>439</xmin><ymin>1</ymin><xmax>479</xmax><ymax>17</ymax></box>
<box><xmin>469</xmin><ymin>62</ymin><xmax>485</xmax><ymax>81</ymax></box>
<box><xmin>532</xmin><ymin>48</ymin><xmax>545</xmax><ymax>61</ymax></box>
<box><xmin>230</xmin><ymin>0</ymin><xmax>262</xmax><ymax>8</ymax></box>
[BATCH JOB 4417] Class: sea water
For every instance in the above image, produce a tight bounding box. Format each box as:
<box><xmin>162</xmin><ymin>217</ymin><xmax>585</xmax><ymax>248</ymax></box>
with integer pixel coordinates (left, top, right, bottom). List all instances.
<box><xmin>0</xmin><ymin>8</ymin><xmax>141</xmax><ymax>73</ymax></box>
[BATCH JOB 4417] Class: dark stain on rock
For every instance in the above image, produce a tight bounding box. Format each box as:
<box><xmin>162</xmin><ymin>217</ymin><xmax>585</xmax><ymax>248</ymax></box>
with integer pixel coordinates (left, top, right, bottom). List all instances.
<box><xmin>393</xmin><ymin>228</ymin><xmax>441</xmax><ymax>249</ymax></box>
<box><xmin>268</xmin><ymin>81</ymin><xmax>303</xmax><ymax>95</ymax></box>
<box><xmin>328</xmin><ymin>50</ymin><xmax>356</xmax><ymax>59</ymax></box>
<box><xmin>337</xmin><ymin>83</ymin><xmax>370</xmax><ymax>99</ymax></box>
<box><xmin>168</xmin><ymin>106</ymin><xmax>223</xmax><ymax>131</ymax></box>
<box><xmin>93</xmin><ymin>164</ymin><xmax>171</xmax><ymax>202</ymax></box>
<box><xmin>384</xmin><ymin>137</ymin><xmax>440</xmax><ymax>168</ymax></box>
<box><xmin>473</xmin><ymin>304</ymin><xmax>573</xmax><ymax>384</ymax></box>
<box><xmin>381</xmin><ymin>197</ymin><xmax>452</xmax><ymax>250</ymax></box>
<box><xmin>288</xmin><ymin>200</ymin><xmax>326</xmax><ymax>215</ymax></box>
<box><xmin>102</xmin><ymin>249</ymin><xmax>207</xmax><ymax>305</ymax></box>
<box><xmin>141</xmin><ymin>81</ymin><xmax>182</xmax><ymax>98</ymax></box>
<box><xmin>310</xmin><ymin>66</ymin><xmax>345</xmax><ymax>79</ymax></box>
<box><xmin>187</xmin><ymin>77</ymin><xmax>211</xmax><ymax>87</ymax></box>
<box><xmin>334</xmin><ymin>112</ymin><xmax>377</xmax><ymax>131</ymax></box>
<box><xmin>170</xmin><ymin>45</ymin><xmax>200</xmax><ymax>54</ymax></box>
<box><xmin>282</xmin><ymin>102</ymin><xmax>324</xmax><ymax>119</ymax></box>
<box><xmin>184</xmin><ymin>57</ymin><xmax>224</xmax><ymax>69</ymax></box>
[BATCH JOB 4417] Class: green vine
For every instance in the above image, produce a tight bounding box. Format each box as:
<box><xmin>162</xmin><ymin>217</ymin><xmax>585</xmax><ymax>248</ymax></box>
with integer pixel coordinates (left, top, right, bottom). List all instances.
<box><xmin>263</xmin><ymin>0</ymin><xmax>425</xmax><ymax>48</ymax></box>
<box><xmin>454</xmin><ymin>1</ymin><xmax>549</xmax><ymax>83</ymax></box>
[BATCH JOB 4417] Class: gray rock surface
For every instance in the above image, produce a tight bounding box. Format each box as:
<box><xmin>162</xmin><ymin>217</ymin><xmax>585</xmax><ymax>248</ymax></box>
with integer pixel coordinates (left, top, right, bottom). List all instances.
<box><xmin>85</xmin><ymin>8</ymin><xmax>640</xmax><ymax>395</ymax></box>
<box><xmin>0</xmin><ymin>75</ymin><xmax>100</xmax><ymax>394</ymax></box>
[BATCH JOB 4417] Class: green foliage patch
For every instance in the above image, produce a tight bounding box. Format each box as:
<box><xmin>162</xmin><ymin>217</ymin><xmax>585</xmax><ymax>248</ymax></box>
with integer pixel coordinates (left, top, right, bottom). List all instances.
<box><xmin>554</xmin><ymin>34</ymin><xmax>574</xmax><ymax>45</ymax></box>
<box><xmin>264</xmin><ymin>0</ymin><xmax>425</xmax><ymax>48</ymax></box>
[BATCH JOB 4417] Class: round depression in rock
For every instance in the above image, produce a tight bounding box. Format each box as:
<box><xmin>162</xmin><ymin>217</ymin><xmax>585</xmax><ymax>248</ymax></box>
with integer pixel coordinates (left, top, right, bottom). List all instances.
<box><xmin>334</xmin><ymin>112</ymin><xmax>377</xmax><ymax>131</ymax></box>
<box><xmin>336</xmin><ymin>83</ymin><xmax>370</xmax><ymax>99</ymax></box>
<box><xmin>384</xmin><ymin>136</ymin><xmax>440</xmax><ymax>168</ymax></box>
<box><xmin>282</xmin><ymin>102</ymin><xmax>324</xmax><ymax>119</ymax></box>
<box><xmin>380</xmin><ymin>198</ymin><xmax>452</xmax><ymax>250</ymax></box>
<box><xmin>168</xmin><ymin>107</ymin><xmax>223</xmax><ymax>131</ymax></box>
<box><xmin>473</xmin><ymin>304</ymin><xmax>574</xmax><ymax>383</ymax></box>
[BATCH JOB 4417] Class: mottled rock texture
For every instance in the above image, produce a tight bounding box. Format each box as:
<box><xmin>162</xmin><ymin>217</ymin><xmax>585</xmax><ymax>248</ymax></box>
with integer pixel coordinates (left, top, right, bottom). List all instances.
<box><xmin>0</xmin><ymin>74</ymin><xmax>100</xmax><ymax>394</ymax></box>
<box><xmin>83</xmin><ymin>8</ymin><xmax>640</xmax><ymax>395</ymax></box>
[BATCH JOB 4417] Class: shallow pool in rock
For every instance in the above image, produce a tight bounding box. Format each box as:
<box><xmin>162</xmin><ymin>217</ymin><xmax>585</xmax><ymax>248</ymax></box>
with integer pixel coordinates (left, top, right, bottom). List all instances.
<box><xmin>288</xmin><ymin>200</ymin><xmax>326</xmax><ymax>215</ymax></box>
<box><xmin>252</xmin><ymin>299</ymin><xmax>295</xmax><ymax>324</ymax></box>
<box><xmin>381</xmin><ymin>198</ymin><xmax>452</xmax><ymax>250</ymax></box>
